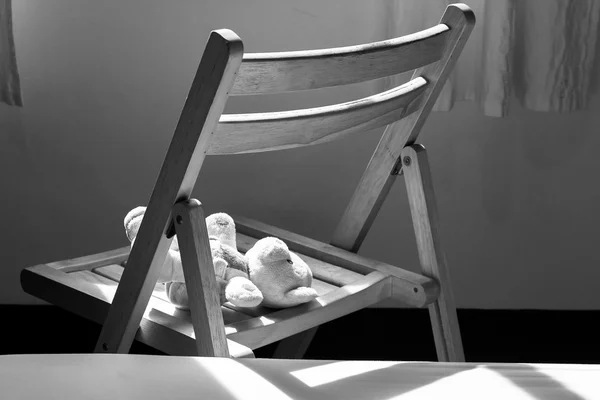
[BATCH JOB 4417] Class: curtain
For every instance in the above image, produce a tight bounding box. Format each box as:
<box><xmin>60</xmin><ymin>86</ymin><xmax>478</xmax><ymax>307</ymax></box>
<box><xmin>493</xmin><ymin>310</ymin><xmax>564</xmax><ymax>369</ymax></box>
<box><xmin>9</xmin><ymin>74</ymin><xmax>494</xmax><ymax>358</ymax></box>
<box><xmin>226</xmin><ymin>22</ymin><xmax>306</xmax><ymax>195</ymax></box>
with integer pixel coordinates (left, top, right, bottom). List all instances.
<box><xmin>0</xmin><ymin>0</ymin><xmax>22</xmax><ymax>107</ymax></box>
<box><xmin>382</xmin><ymin>0</ymin><xmax>600</xmax><ymax>117</ymax></box>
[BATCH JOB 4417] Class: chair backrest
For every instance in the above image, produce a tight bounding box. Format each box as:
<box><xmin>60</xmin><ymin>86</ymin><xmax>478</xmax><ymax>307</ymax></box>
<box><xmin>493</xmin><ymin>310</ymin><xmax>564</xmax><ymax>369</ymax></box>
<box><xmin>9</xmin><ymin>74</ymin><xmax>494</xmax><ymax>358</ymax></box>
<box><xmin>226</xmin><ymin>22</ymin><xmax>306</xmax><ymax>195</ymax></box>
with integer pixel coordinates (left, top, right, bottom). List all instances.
<box><xmin>97</xmin><ymin>3</ymin><xmax>474</xmax><ymax>355</ymax></box>
<box><xmin>211</xmin><ymin>3</ymin><xmax>474</xmax><ymax>252</ymax></box>
<box><xmin>130</xmin><ymin>2</ymin><xmax>474</xmax><ymax>274</ymax></box>
<box><xmin>209</xmin><ymin>8</ymin><xmax>467</xmax><ymax>152</ymax></box>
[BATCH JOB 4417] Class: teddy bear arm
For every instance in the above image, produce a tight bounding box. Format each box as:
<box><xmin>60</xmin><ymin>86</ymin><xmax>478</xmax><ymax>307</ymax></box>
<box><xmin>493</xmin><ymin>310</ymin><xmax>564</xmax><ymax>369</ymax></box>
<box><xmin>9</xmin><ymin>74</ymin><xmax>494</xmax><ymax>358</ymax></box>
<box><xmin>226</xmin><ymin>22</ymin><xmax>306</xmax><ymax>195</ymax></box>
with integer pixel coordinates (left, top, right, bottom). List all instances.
<box><xmin>220</xmin><ymin>245</ymin><xmax>249</xmax><ymax>275</ymax></box>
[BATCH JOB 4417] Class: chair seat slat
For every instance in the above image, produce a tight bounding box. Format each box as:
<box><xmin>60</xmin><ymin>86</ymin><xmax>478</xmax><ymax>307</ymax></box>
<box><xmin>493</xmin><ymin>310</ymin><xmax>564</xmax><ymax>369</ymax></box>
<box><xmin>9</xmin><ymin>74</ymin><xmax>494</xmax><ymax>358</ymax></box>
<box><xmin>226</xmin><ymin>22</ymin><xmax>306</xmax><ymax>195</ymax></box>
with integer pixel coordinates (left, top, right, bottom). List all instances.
<box><xmin>225</xmin><ymin>272</ymin><xmax>391</xmax><ymax>349</ymax></box>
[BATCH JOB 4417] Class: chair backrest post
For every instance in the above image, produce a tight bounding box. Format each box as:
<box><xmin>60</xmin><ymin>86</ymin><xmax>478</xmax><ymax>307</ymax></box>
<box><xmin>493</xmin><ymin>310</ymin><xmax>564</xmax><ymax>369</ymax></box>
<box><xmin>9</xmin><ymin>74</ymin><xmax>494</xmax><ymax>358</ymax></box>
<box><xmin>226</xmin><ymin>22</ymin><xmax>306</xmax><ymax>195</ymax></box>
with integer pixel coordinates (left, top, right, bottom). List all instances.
<box><xmin>331</xmin><ymin>4</ymin><xmax>475</xmax><ymax>253</ymax></box>
<box><xmin>95</xmin><ymin>29</ymin><xmax>244</xmax><ymax>354</ymax></box>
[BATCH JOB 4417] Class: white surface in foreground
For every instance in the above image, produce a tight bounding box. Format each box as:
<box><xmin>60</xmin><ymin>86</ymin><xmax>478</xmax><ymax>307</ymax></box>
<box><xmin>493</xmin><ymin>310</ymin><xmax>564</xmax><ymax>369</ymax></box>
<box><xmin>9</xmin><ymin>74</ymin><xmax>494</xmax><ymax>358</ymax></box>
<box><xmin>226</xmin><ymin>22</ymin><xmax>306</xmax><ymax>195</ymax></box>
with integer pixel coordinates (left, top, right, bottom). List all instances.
<box><xmin>1</xmin><ymin>354</ymin><xmax>599</xmax><ymax>400</ymax></box>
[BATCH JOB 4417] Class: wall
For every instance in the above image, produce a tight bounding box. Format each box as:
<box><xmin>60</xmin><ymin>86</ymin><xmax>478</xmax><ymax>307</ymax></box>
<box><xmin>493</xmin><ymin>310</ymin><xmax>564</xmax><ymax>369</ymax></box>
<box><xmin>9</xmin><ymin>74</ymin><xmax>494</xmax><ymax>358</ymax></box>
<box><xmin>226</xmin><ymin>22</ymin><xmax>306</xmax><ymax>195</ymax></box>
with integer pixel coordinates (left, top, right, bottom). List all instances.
<box><xmin>3</xmin><ymin>0</ymin><xmax>600</xmax><ymax>309</ymax></box>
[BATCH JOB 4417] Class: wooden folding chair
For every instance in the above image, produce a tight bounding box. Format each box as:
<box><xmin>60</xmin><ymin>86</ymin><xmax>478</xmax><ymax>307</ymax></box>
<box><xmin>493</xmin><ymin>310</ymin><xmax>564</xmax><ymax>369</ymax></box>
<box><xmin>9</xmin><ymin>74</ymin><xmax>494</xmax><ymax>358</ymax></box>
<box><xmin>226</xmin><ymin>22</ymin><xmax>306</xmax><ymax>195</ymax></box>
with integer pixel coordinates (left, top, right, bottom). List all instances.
<box><xmin>21</xmin><ymin>4</ymin><xmax>474</xmax><ymax>360</ymax></box>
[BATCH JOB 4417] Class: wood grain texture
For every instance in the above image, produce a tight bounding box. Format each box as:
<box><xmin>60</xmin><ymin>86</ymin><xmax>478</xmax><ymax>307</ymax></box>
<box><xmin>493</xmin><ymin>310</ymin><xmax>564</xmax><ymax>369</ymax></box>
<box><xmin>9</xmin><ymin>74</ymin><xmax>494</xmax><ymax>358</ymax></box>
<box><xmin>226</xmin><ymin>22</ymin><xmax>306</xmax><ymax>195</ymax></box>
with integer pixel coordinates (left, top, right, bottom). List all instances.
<box><xmin>93</xmin><ymin>264</ymin><xmax>169</xmax><ymax>303</ymax></box>
<box><xmin>227</xmin><ymin>272</ymin><xmax>391</xmax><ymax>349</ymax></box>
<box><xmin>331</xmin><ymin>4</ymin><xmax>475</xmax><ymax>253</ymax></box>
<box><xmin>222</xmin><ymin>303</ymin><xmax>270</xmax><ymax>319</ymax></box>
<box><xmin>311</xmin><ymin>279</ymin><xmax>338</xmax><ymax>297</ymax></box>
<box><xmin>402</xmin><ymin>144</ymin><xmax>464</xmax><ymax>362</ymax></box>
<box><xmin>50</xmin><ymin>247</ymin><xmax>130</xmax><ymax>273</ymax></box>
<box><xmin>230</xmin><ymin>24</ymin><xmax>449</xmax><ymax>94</ymax></box>
<box><xmin>20</xmin><ymin>264</ymin><xmax>254</xmax><ymax>358</ymax></box>
<box><xmin>235</xmin><ymin>216</ymin><xmax>438</xmax><ymax>308</ymax></box>
<box><xmin>210</xmin><ymin>78</ymin><xmax>427</xmax><ymax>154</ymax></box>
<box><xmin>95</xmin><ymin>29</ymin><xmax>244</xmax><ymax>354</ymax></box>
<box><xmin>92</xmin><ymin>264</ymin><xmax>254</xmax><ymax>324</ymax></box>
<box><xmin>89</xmin><ymin>266</ymin><xmax>253</xmax><ymax>326</ymax></box>
<box><xmin>173</xmin><ymin>200</ymin><xmax>230</xmax><ymax>357</ymax></box>
<box><xmin>146</xmin><ymin>308</ymin><xmax>254</xmax><ymax>358</ymax></box>
<box><xmin>20</xmin><ymin>262</ymin><xmax>386</xmax><ymax>354</ymax></box>
<box><xmin>93</xmin><ymin>265</ymin><xmax>252</xmax><ymax>324</ymax></box>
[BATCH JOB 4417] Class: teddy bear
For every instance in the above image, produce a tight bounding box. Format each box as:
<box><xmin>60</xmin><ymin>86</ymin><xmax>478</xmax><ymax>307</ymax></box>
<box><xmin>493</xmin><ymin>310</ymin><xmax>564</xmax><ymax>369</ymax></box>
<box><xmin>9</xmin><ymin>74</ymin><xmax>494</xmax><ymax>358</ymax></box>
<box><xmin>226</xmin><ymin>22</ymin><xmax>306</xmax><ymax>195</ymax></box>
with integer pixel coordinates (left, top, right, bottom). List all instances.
<box><xmin>123</xmin><ymin>207</ymin><xmax>263</xmax><ymax>310</ymax></box>
<box><xmin>204</xmin><ymin>213</ymin><xmax>264</xmax><ymax>308</ymax></box>
<box><xmin>245</xmin><ymin>236</ymin><xmax>318</xmax><ymax>308</ymax></box>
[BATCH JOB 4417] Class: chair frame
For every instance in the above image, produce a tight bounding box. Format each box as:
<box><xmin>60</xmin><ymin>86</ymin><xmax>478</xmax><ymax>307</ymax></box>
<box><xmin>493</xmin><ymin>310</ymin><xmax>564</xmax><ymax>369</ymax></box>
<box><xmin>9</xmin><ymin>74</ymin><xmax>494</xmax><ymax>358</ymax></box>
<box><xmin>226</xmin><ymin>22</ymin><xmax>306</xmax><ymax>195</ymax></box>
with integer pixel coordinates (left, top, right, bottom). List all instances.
<box><xmin>21</xmin><ymin>4</ymin><xmax>474</xmax><ymax>361</ymax></box>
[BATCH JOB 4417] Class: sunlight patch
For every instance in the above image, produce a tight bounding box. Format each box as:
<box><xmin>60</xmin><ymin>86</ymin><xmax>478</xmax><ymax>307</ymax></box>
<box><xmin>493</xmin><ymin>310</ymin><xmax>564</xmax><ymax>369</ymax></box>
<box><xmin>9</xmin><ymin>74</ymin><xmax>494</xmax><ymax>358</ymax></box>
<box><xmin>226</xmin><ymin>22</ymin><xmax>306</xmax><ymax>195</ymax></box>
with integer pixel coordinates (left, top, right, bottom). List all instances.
<box><xmin>531</xmin><ymin>364</ymin><xmax>600</xmax><ymax>399</ymax></box>
<box><xmin>385</xmin><ymin>366</ymin><xmax>537</xmax><ymax>400</ymax></box>
<box><xmin>199</xmin><ymin>358</ymin><xmax>294</xmax><ymax>400</ymax></box>
<box><xmin>291</xmin><ymin>360</ymin><xmax>403</xmax><ymax>387</ymax></box>
<box><xmin>92</xmin><ymin>282</ymin><xmax>117</xmax><ymax>303</ymax></box>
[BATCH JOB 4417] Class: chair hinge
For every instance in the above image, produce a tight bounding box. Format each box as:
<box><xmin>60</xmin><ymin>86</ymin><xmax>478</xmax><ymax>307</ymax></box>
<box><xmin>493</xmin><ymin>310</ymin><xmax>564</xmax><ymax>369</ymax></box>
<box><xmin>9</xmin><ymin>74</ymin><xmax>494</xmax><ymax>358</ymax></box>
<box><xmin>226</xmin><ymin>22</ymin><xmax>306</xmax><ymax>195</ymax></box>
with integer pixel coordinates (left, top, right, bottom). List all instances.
<box><xmin>391</xmin><ymin>157</ymin><xmax>404</xmax><ymax>176</ymax></box>
<box><xmin>165</xmin><ymin>220</ymin><xmax>176</xmax><ymax>238</ymax></box>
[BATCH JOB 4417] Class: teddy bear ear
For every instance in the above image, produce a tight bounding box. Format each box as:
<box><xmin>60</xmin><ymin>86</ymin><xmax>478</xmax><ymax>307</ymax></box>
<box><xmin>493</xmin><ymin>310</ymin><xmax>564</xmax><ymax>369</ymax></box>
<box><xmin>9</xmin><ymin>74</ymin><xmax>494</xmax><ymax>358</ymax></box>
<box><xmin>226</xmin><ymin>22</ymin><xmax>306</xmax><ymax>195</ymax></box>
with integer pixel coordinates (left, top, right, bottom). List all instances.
<box><xmin>206</xmin><ymin>213</ymin><xmax>237</xmax><ymax>249</ymax></box>
<box><xmin>206</xmin><ymin>213</ymin><xmax>235</xmax><ymax>232</ymax></box>
<box><xmin>124</xmin><ymin>206</ymin><xmax>147</xmax><ymax>242</ymax></box>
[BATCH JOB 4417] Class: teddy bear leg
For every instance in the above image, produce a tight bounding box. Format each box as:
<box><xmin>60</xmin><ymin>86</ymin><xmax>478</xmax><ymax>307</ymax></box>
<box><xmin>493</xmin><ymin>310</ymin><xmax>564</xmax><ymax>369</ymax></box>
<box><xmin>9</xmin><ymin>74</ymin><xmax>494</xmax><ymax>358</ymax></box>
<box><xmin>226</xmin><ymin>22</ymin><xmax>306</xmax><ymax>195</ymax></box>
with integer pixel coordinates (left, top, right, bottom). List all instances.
<box><xmin>225</xmin><ymin>277</ymin><xmax>264</xmax><ymax>308</ymax></box>
<box><xmin>282</xmin><ymin>286</ymin><xmax>318</xmax><ymax>306</ymax></box>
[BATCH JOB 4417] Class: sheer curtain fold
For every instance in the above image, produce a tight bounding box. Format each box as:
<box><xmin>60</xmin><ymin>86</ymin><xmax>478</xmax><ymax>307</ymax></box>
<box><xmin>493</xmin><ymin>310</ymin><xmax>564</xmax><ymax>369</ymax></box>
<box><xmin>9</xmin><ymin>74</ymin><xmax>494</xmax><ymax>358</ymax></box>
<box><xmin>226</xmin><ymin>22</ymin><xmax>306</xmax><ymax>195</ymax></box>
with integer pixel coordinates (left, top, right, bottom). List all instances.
<box><xmin>383</xmin><ymin>0</ymin><xmax>600</xmax><ymax>117</ymax></box>
<box><xmin>0</xmin><ymin>0</ymin><xmax>22</xmax><ymax>107</ymax></box>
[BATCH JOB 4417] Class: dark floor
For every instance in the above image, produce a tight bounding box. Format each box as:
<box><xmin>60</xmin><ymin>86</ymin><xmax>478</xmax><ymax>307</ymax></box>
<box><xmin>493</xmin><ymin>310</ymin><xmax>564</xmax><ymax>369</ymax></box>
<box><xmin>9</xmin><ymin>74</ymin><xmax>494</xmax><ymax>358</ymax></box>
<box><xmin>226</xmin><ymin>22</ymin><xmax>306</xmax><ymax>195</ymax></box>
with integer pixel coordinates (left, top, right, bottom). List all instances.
<box><xmin>2</xmin><ymin>306</ymin><xmax>599</xmax><ymax>363</ymax></box>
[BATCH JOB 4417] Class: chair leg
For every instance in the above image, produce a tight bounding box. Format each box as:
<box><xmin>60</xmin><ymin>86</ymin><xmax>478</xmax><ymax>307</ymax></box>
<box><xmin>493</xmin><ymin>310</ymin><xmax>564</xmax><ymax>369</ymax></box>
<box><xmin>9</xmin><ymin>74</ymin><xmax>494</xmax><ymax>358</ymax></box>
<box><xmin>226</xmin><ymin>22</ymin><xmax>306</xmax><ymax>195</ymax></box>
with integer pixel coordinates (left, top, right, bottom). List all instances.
<box><xmin>173</xmin><ymin>199</ymin><xmax>230</xmax><ymax>357</ymax></box>
<box><xmin>401</xmin><ymin>144</ymin><xmax>465</xmax><ymax>362</ymax></box>
<box><xmin>272</xmin><ymin>327</ymin><xmax>318</xmax><ymax>359</ymax></box>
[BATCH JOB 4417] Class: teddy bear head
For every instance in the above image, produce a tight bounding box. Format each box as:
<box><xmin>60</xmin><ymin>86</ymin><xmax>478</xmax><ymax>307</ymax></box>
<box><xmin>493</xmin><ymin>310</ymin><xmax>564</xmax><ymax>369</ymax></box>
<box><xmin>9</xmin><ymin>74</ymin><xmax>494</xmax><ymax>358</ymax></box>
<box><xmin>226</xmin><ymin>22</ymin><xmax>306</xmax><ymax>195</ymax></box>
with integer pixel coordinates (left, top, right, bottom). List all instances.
<box><xmin>246</xmin><ymin>237</ymin><xmax>317</xmax><ymax>308</ymax></box>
